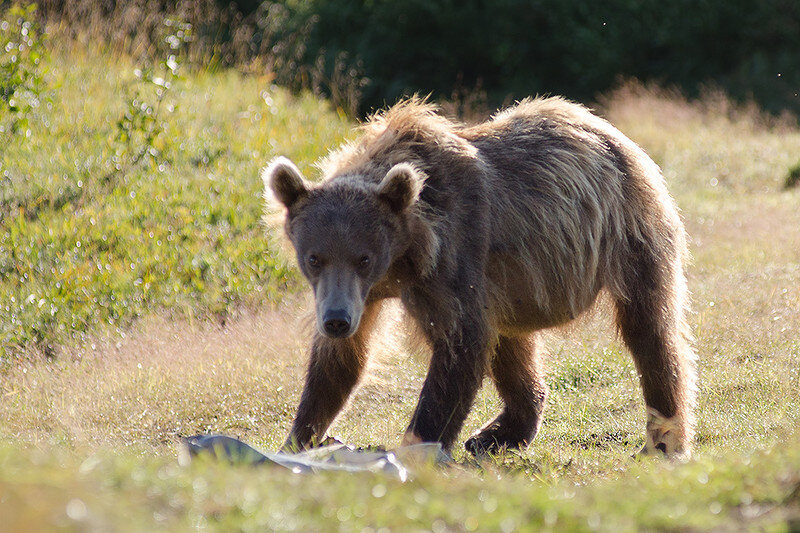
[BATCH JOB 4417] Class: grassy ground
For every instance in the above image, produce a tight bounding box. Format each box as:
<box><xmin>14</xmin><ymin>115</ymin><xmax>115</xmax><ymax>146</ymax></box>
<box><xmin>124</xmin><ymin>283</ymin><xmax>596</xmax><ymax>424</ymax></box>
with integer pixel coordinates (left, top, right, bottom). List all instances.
<box><xmin>2</xmin><ymin>26</ymin><xmax>800</xmax><ymax>531</ymax></box>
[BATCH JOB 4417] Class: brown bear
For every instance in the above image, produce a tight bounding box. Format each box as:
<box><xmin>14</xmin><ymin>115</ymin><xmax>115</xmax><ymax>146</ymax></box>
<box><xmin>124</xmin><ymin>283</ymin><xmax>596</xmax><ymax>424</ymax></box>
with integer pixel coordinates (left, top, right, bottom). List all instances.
<box><xmin>263</xmin><ymin>96</ymin><xmax>697</xmax><ymax>459</ymax></box>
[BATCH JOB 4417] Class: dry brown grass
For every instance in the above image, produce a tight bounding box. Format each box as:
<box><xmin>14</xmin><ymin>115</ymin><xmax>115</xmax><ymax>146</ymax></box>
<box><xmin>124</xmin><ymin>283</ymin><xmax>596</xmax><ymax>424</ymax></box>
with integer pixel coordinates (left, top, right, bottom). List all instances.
<box><xmin>1</xmin><ymin>299</ymin><xmax>310</xmax><ymax>451</ymax></box>
<box><xmin>0</xmin><ymin>297</ymin><xmax>430</xmax><ymax>453</ymax></box>
<box><xmin>601</xmin><ymin>82</ymin><xmax>800</xmax><ymax>198</ymax></box>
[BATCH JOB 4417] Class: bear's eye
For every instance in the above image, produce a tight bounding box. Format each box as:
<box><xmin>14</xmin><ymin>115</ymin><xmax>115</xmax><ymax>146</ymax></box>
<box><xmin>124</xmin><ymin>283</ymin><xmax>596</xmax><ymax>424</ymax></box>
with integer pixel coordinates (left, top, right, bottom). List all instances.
<box><xmin>307</xmin><ymin>255</ymin><xmax>320</xmax><ymax>269</ymax></box>
<box><xmin>358</xmin><ymin>256</ymin><xmax>371</xmax><ymax>270</ymax></box>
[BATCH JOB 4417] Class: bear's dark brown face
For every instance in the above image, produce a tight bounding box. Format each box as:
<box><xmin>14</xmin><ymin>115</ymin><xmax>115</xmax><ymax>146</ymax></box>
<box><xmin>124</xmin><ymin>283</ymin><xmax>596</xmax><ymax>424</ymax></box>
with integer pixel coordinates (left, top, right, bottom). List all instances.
<box><xmin>264</xmin><ymin>157</ymin><xmax>423</xmax><ymax>338</ymax></box>
<box><xmin>291</xmin><ymin>191</ymin><xmax>393</xmax><ymax>337</ymax></box>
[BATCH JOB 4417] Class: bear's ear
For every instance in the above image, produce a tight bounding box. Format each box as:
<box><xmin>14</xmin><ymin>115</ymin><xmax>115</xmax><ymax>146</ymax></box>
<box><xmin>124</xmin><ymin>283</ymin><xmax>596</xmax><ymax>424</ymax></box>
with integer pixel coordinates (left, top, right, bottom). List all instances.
<box><xmin>377</xmin><ymin>163</ymin><xmax>423</xmax><ymax>213</ymax></box>
<box><xmin>262</xmin><ymin>156</ymin><xmax>309</xmax><ymax>210</ymax></box>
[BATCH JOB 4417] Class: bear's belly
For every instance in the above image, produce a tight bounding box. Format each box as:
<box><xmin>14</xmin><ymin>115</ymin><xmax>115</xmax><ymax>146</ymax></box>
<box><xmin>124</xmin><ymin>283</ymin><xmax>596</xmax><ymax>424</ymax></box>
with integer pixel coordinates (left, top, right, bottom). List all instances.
<box><xmin>500</xmin><ymin>307</ymin><xmax>571</xmax><ymax>332</ymax></box>
<box><xmin>487</xmin><ymin>255</ymin><xmax>600</xmax><ymax>335</ymax></box>
<box><xmin>490</xmin><ymin>289</ymin><xmax>577</xmax><ymax>335</ymax></box>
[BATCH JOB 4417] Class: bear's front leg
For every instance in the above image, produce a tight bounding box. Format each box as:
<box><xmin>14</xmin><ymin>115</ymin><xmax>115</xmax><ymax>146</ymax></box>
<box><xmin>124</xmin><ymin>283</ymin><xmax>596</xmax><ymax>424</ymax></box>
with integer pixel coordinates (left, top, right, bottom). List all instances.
<box><xmin>282</xmin><ymin>334</ymin><xmax>367</xmax><ymax>451</ymax></box>
<box><xmin>403</xmin><ymin>305</ymin><xmax>491</xmax><ymax>452</ymax></box>
<box><xmin>282</xmin><ymin>303</ymin><xmax>380</xmax><ymax>452</ymax></box>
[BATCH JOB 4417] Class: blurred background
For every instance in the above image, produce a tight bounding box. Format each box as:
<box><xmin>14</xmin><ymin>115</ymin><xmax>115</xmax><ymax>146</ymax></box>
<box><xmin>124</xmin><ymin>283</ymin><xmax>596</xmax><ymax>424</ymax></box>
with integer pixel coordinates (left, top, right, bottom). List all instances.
<box><xmin>34</xmin><ymin>0</ymin><xmax>800</xmax><ymax>118</ymax></box>
<box><xmin>2</xmin><ymin>0</ymin><xmax>799</xmax><ymax>371</ymax></box>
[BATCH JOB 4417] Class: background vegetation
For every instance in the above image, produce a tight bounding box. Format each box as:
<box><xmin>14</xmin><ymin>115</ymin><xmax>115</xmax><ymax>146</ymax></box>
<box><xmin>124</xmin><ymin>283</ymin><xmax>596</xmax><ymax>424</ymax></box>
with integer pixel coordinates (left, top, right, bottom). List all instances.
<box><xmin>30</xmin><ymin>0</ymin><xmax>800</xmax><ymax>118</ymax></box>
<box><xmin>274</xmin><ymin>0</ymin><xmax>800</xmax><ymax>117</ymax></box>
<box><xmin>1</xmin><ymin>3</ymin><xmax>356</xmax><ymax>358</ymax></box>
<box><xmin>1</xmin><ymin>2</ymin><xmax>799</xmax><ymax>531</ymax></box>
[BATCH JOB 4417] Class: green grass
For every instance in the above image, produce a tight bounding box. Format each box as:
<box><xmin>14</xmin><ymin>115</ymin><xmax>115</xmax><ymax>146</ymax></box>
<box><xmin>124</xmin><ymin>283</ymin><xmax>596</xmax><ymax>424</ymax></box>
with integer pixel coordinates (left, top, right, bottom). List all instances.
<box><xmin>1</xmin><ymin>438</ymin><xmax>799</xmax><ymax>531</ymax></box>
<box><xmin>2</xmin><ymin>29</ymin><xmax>800</xmax><ymax>531</ymax></box>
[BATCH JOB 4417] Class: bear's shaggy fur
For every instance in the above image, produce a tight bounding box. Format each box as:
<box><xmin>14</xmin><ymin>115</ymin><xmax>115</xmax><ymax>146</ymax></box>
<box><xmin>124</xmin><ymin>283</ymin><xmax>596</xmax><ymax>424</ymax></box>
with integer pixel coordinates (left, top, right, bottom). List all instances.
<box><xmin>264</xmin><ymin>97</ymin><xmax>697</xmax><ymax>458</ymax></box>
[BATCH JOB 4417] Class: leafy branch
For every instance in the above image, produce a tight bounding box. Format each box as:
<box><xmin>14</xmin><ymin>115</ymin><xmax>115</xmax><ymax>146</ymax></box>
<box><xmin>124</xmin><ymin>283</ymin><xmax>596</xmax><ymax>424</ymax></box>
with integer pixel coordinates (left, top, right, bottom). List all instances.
<box><xmin>107</xmin><ymin>19</ymin><xmax>193</xmax><ymax>184</ymax></box>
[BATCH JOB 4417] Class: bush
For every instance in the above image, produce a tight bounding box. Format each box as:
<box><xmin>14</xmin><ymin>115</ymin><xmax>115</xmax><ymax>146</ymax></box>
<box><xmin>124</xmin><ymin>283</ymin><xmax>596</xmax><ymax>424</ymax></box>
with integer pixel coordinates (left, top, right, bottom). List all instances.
<box><xmin>1</xmin><ymin>2</ymin><xmax>48</xmax><ymax>135</ymax></box>
<box><xmin>272</xmin><ymin>0</ymin><xmax>800</xmax><ymax>117</ymax></box>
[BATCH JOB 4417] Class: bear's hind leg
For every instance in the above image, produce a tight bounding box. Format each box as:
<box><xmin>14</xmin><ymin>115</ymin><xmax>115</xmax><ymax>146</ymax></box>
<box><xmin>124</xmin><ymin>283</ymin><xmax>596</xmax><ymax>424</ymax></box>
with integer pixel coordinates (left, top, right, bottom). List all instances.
<box><xmin>465</xmin><ymin>334</ymin><xmax>547</xmax><ymax>456</ymax></box>
<box><xmin>615</xmin><ymin>254</ymin><xmax>697</xmax><ymax>459</ymax></box>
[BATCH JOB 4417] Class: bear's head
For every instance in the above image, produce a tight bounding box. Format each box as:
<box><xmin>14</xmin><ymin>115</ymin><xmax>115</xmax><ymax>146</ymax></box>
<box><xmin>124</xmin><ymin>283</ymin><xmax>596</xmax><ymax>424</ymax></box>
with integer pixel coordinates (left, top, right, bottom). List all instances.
<box><xmin>263</xmin><ymin>157</ymin><xmax>423</xmax><ymax>338</ymax></box>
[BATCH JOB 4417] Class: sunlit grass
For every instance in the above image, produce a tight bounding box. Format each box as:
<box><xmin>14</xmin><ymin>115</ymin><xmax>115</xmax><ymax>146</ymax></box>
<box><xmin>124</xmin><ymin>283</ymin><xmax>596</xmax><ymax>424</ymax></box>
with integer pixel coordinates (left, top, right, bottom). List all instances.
<box><xmin>1</xmin><ymin>428</ymin><xmax>798</xmax><ymax>531</ymax></box>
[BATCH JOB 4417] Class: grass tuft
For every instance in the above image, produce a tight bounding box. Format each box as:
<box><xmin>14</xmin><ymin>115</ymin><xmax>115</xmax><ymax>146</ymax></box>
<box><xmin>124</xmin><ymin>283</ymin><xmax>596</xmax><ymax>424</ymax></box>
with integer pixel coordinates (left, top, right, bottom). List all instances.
<box><xmin>786</xmin><ymin>161</ymin><xmax>800</xmax><ymax>189</ymax></box>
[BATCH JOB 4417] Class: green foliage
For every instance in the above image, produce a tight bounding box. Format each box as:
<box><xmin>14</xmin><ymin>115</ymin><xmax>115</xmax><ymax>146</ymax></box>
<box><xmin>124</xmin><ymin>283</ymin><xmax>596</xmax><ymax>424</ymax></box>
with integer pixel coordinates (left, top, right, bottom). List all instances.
<box><xmin>0</xmin><ymin>177</ymin><xmax>294</xmax><ymax>359</ymax></box>
<box><xmin>30</xmin><ymin>1</ymin><xmax>800</xmax><ymax>118</ymax></box>
<box><xmin>268</xmin><ymin>0</ymin><xmax>800</xmax><ymax>117</ymax></box>
<box><xmin>0</xmin><ymin>36</ymin><xmax>352</xmax><ymax>360</ymax></box>
<box><xmin>0</xmin><ymin>2</ymin><xmax>48</xmax><ymax>135</ymax></box>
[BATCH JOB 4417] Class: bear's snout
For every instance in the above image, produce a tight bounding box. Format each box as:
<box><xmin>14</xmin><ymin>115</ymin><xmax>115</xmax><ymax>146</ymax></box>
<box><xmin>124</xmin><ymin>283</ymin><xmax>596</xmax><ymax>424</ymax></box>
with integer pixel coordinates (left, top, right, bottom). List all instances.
<box><xmin>322</xmin><ymin>309</ymin><xmax>352</xmax><ymax>338</ymax></box>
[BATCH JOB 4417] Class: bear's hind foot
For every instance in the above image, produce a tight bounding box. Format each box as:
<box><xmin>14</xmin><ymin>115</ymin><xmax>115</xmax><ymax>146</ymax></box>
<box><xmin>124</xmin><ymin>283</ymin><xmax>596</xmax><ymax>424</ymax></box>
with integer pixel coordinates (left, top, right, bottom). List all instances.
<box><xmin>636</xmin><ymin>408</ymin><xmax>693</xmax><ymax>461</ymax></box>
<box><xmin>465</xmin><ymin>425</ymin><xmax>529</xmax><ymax>456</ymax></box>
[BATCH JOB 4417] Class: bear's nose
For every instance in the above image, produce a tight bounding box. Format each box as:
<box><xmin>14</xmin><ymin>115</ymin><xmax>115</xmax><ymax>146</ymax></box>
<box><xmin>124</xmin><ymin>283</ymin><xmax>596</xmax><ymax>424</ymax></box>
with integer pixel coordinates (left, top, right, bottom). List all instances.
<box><xmin>323</xmin><ymin>309</ymin><xmax>351</xmax><ymax>338</ymax></box>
